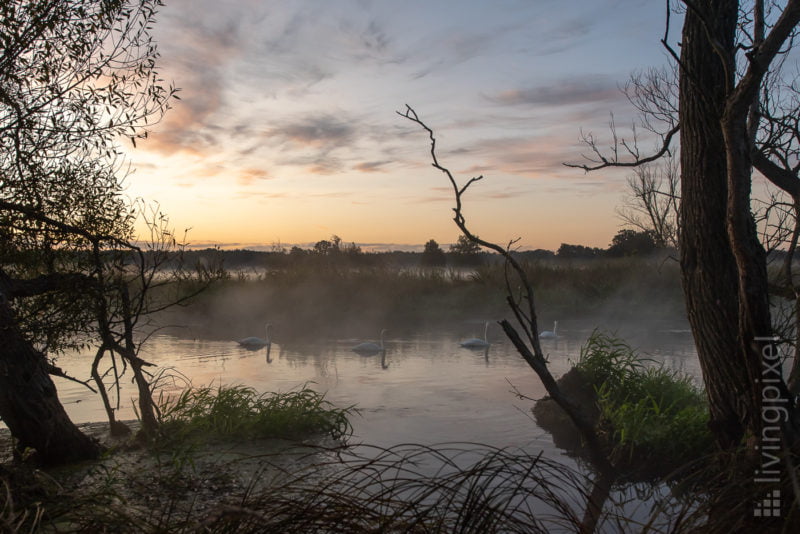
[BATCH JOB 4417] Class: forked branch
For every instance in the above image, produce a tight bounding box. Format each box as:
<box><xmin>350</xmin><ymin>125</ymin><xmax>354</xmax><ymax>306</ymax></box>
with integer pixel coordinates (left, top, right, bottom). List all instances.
<box><xmin>399</xmin><ymin>105</ymin><xmax>613</xmax><ymax>476</ymax></box>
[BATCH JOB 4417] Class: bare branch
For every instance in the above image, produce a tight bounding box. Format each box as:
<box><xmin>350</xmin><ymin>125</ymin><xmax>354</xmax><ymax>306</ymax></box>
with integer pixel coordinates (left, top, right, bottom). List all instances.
<box><xmin>401</xmin><ymin>105</ymin><xmax>614</xmax><ymax>475</ymax></box>
<box><xmin>564</xmin><ymin>123</ymin><xmax>679</xmax><ymax>172</ymax></box>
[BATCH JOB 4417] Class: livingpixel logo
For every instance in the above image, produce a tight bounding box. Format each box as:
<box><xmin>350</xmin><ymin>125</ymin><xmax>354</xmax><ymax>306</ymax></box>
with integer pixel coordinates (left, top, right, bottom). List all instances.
<box><xmin>754</xmin><ymin>489</ymin><xmax>781</xmax><ymax>518</ymax></box>
<box><xmin>754</xmin><ymin>336</ymin><xmax>785</xmax><ymax>518</ymax></box>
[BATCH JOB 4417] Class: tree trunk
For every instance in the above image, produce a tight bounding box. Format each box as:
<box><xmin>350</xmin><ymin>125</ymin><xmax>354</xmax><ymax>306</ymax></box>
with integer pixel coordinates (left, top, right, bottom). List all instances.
<box><xmin>0</xmin><ymin>294</ymin><xmax>102</xmax><ymax>465</ymax></box>
<box><xmin>679</xmin><ymin>0</ymin><xmax>798</xmax><ymax>450</ymax></box>
<box><xmin>679</xmin><ymin>1</ymin><xmax>748</xmax><ymax>448</ymax></box>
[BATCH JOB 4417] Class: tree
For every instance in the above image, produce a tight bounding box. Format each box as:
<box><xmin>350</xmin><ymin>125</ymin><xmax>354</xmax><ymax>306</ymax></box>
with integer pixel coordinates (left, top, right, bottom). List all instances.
<box><xmin>449</xmin><ymin>234</ymin><xmax>483</xmax><ymax>266</ymax></box>
<box><xmin>556</xmin><ymin>243</ymin><xmax>604</xmax><ymax>259</ymax></box>
<box><xmin>0</xmin><ymin>0</ymin><xmax>175</xmax><ymax>464</ymax></box>
<box><xmin>420</xmin><ymin>239</ymin><xmax>446</xmax><ymax>267</ymax></box>
<box><xmin>313</xmin><ymin>237</ymin><xmax>337</xmax><ymax>256</ymax></box>
<box><xmin>617</xmin><ymin>155</ymin><xmax>680</xmax><ymax>249</ymax></box>
<box><xmin>401</xmin><ymin>106</ymin><xmax>613</xmax><ymax>531</ymax></box>
<box><xmin>606</xmin><ymin>229</ymin><xmax>657</xmax><ymax>257</ymax></box>
<box><xmin>569</xmin><ymin>1</ymin><xmax>800</xmax><ymax>451</ymax></box>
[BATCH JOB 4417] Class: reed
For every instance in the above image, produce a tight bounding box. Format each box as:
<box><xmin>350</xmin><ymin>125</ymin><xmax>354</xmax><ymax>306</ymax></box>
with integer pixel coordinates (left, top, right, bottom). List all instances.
<box><xmin>154</xmin><ymin>383</ymin><xmax>356</xmax><ymax>446</ymax></box>
<box><xmin>3</xmin><ymin>435</ymin><xmax>795</xmax><ymax>532</ymax></box>
<box><xmin>575</xmin><ymin>332</ymin><xmax>713</xmax><ymax>475</ymax></box>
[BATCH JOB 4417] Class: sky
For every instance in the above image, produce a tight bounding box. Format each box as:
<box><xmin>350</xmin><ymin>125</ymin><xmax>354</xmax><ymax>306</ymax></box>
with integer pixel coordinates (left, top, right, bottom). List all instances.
<box><xmin>122</xmin><ymin>0</ymin><xmax>677</xmax><ymax>252</ymax></box>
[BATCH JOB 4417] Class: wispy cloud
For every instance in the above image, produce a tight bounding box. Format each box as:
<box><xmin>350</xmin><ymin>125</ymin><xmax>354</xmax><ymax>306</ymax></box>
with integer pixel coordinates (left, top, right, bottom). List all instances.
<box><xmin>486</xmin><ymin>75</ymin><xmax>623</xmax><ymax>108</ymax></box>
<box><xmin>353</xmin><ymin>160</ymin><xmax>391</xmax><ymax>172</ymax></box>
<box><xmin>267</xmin><ymin>115</ymin><xmax>356</xmax><ymax>148</ymax></box>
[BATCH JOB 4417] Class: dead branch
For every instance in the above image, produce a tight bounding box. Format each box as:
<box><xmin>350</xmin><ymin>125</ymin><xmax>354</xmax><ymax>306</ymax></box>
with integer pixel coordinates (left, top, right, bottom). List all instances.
<box><xmin>400</xmin><ymin>105</ymin><xmax>614</xmax><ymax>476</ymax></box>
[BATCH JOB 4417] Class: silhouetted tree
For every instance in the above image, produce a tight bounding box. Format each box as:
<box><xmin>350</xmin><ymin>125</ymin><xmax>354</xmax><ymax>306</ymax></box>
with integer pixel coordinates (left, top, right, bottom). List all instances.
<box><xmin>0</xmin><ymin>0</ymin><xmax>175</xmax><ymax>464</ymax></box>
<box><xmin>569</xmin><ymin>1</ymin><xmax>800</xmax><ymax>451</ymax></box>
<box><xmin>556</xmin><ymin>243</ymin><xmax>604</xmax><ymax>259</ymax></box>
<box><xmin>449</xmin><ymin>235</ymin><xmax>483</xmax><ymax>266</ymax></box>
<box><xmin>617</xmin><ymin>154</ymin><xmax>680</xmax><ymax>249</ymax></box>
<box><xmin>402</xmin><ymin>106</ymin><xmax>613</xmax><ymax>532</ymax></box>
<box><xmin>420</xmin><ymin>239</ymin><xmax>446</xmax><ymax>267</ymax></box>
<box><xmin>606</xmin><ymin>229</ymin><xmax>658</xmax><ymax>257</ymax></box>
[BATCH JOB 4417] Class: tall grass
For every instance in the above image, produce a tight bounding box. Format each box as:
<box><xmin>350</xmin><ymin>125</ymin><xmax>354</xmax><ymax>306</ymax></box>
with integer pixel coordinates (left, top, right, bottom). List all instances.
<box><xmin>2</xmin><ymin>441</ymin><xmax>723</xmax><ymax>533</ymax></box>
<box><xmin>574</xmin><ymin>332</ymin><xmax>713</xmax><ymax>475</ymax></box>
<box><xmin>154</xmin><ymin>383</ymin><xmax>356</xmax><ymax>446</ymax></box>
<box><xmin>2</xmin><ymin>425</ymin><xmax>794</xmax><ymax>532</ymax></box>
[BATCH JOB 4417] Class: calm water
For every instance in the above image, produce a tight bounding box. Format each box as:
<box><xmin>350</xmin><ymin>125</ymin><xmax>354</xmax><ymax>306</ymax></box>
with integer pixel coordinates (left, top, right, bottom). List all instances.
<box><xmin>52</xmin><ymin>322</ymin><xmax>700</xmax><ymax>460</ymax></box>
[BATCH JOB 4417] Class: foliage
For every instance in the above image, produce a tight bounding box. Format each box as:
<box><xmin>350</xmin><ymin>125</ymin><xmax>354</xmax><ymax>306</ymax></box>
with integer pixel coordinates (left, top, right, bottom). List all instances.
<box><xmin>420</xmin><ymin>238</ymin><xmax>447</xmax><ymax>267</ymax></box>
<box><xmin>575</xmin><ymin>332</ymin><xmax>713</xmax><ymax>472</ymax></box>
<box><xmin>154</xmin><ymin>384</ymin><xmax>356</xmax><ymax>445</ymax></box>
<box><xmin>606</xmin><ymin>229</ymin><xmax>659</xmax><ymax>257</ymax></box>
<box><xmin>0</xmin><ymin>0</ymin><xmax>176</xmax><ymax>351</ymax></box>
<box><xmin>556</xmin><ymin>243</ymin><xmax>605</xmax><ymax>259</ymax></box>
<box><xmin>449</xmin><ymin>235</ymin><xmax>483</xmax><ymax>266</ymax></box>
<box><xmin>163</xmin><ymin>254</ymin><xmax>685</xmax><ymax>346</ymax></box>
<box><xmin>0</xmin><ymin>440</ymin><xmax>737</xmax><ymax>533</ymax></box>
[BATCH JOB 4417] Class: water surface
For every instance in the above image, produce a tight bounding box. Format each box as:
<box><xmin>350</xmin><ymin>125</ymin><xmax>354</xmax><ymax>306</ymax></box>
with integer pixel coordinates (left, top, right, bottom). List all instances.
<box><xmin>52</xmin><ymin>322</ymin><xmax>699</xmax><ymax>461</ymax></box>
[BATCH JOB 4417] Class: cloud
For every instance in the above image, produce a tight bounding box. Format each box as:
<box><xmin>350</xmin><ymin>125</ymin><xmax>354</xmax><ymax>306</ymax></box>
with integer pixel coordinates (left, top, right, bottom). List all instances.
<box><xmin>451</xmin><ymin>136</ymin><xmax>580</xmax><ymax>179</ymax></box>
<box><xmin>138</xmin><ymin>4</ymin><xmax>248</xmax><ymax>156</ymax></box>
<box><xmin>263</xmin><ymin>113</ymin><xmax>397</xmax><ymax>175</ymax></box>
<box><xmin>353</xmin><ymin>160</ymin><xmax>391</xmax><ymax>172</ymax></box>
<box><xmin>237</xmin><ymin>168</ymin><xmax>272</xmax><ymax>185</ymax></box>
<box><xmin>268</xmin><ymin>115</ymin><xmax>356</xmax><ymax>148</ymax></box>
<box><xmin>487</xmin><ymin>75</ymin><xmax>623</xmax><ymax>108</ymax></box>
<box><xmin>408</xmin><ymin>28</ymin><xmax>499</xmax><ymax>80</ymax></box>
<box><xmin>411</xmin><ymin>186</ymin><xmax>455</xmax><ymax>204</ymax></box>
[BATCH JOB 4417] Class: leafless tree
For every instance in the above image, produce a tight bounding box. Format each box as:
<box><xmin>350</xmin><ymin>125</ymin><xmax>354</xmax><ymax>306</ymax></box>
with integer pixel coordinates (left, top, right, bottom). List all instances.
<box><xmin>616</xmin><ymin>154</ymin><xmax>680</xmax><ymax>249</ymax></box>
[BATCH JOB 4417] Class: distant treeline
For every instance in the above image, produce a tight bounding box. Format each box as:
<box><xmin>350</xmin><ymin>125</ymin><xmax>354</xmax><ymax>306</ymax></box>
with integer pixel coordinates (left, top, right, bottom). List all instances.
<box><xmin>178</xmin><ymin>230</ymin><xmax>681</xmax><ymax>271</ymax></box>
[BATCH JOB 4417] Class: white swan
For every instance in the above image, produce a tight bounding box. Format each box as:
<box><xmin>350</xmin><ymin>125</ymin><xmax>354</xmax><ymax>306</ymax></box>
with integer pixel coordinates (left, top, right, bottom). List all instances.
<box><xmin>238</xmin><ymin>323</ymin><xmax>272</xmax><ymax>349</ymax></box>
<box><xmin>539</xmin><ymin>321</ymin><xmax>558</xmax><ymax>339</ymax></box>
<box><xmin>353</xmin><ymin>329</ymin><xmax>386</xmax><ymax>354</ymax></box>
<box><xmin>460</xmin><ymin>321</ymin><xmax>490</xmax><ymax>348</ymax></box>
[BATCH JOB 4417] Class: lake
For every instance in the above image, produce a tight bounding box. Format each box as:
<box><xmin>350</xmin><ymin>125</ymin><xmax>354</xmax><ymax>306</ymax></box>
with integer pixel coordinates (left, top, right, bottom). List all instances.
<box><xmin>52</xmin><ymin>320</ymin><xmax>700</xmax><ymax>460</ymax></box>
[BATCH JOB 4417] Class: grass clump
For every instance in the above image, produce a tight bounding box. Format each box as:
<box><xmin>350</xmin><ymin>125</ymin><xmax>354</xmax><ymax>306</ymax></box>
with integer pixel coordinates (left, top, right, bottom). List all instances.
<box><xmin>574</xmin><ymin>331</ymin><xmax>713</xmax><ymax>475</ymax></box>
<box><xmin>155</xmin><ymin>383</ymin><xmax>356</xmax><ymax>446</ymax></box>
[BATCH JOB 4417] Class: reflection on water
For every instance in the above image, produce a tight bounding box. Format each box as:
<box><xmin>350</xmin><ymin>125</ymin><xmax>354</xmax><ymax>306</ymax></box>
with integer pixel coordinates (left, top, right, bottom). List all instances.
<box><xmin>50</xmin><ymin>324</ymin><xmax>699</xmax><ymax>462</ymax></box>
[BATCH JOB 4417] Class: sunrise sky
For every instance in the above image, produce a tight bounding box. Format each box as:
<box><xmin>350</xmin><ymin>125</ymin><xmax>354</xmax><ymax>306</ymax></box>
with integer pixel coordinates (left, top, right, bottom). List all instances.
<box><xmin>122</xmin><ymin>0</ymin><xmax>676</xmax><ymax>251</ymax></box>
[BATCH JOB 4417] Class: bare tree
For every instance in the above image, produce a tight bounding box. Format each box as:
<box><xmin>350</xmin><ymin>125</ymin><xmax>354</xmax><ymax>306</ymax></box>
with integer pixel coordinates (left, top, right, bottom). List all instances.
<box><xmin>88</xmin><ymin>203</ymin><xmax>223</xmax><ymax>437</ymax></box>
<box><xmin>616</xmin><ymin>154</ymin><xmax>680</xmax><ymax>249</ymax></box>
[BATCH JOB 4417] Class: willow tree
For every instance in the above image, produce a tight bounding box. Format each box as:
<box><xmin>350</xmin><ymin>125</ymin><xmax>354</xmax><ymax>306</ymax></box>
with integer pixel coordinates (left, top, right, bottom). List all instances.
<box><xmin>570</xmin><ymin>1</ymin><xmax>800</xmax><ymax>451</ymax></box>
<box><xmin>0</xmin><ymin>0</ymin><xmax>175</xmax><ymax>465</ymax></box>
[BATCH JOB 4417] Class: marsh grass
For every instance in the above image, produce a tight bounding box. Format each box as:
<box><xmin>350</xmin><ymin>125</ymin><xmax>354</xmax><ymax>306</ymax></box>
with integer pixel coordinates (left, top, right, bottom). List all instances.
<box><xmin>3</xmin><ymin>430</ymin><xmax>793</xmax><ymax>533</ymax></box>
<box><xmin>574</xmin><ymin>332</ymin><xmax>713</xmax><ymax>474</ymax></box>
<box><xmin>153</xmin><ymin>383</ymin><xmax>356</xmax><ymax>447</ymax></box>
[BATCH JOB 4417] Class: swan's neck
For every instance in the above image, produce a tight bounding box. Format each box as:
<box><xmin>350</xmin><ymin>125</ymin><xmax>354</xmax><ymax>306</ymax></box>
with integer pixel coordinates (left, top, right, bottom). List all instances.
<box><xmin>483</xmin><ymin>322</ymin><xmax>489</xmax><ymax>341</ymax></box>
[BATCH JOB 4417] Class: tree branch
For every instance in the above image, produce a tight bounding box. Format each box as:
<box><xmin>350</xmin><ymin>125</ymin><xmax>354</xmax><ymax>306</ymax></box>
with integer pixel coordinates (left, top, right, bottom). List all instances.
<box><xmin>401</xmin><ymin>105</ymin><xmax>614</xmax><ymax>475</ymax></box>
<box><xmin>564</xmin><ymin>123</ymin><xmax>679</xmax><ymax>172</ymax></box>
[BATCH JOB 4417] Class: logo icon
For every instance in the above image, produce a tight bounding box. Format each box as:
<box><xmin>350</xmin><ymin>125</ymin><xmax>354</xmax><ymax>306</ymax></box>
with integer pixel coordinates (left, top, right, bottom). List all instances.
<box><xmin>754</xmin><ymin>489</ymin><xmax>781</xmax><ymax>518</ymax></box>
